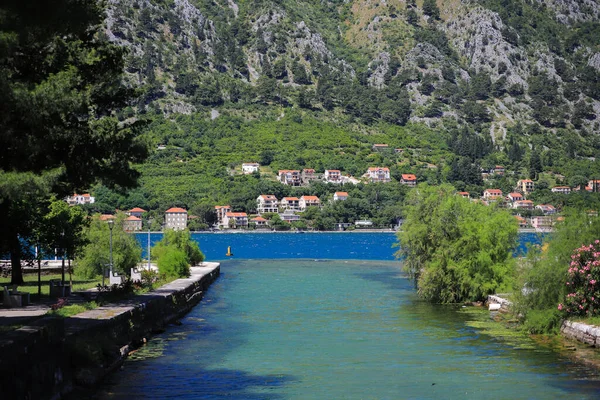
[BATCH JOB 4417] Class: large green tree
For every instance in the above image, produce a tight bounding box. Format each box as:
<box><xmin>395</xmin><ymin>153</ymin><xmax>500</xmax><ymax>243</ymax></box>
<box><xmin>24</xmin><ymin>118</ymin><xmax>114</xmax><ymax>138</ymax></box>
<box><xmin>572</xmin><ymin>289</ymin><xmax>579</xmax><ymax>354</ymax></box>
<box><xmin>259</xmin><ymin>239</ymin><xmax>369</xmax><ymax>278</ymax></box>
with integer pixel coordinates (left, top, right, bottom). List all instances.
<box><xmin>397</xmin><ymin>184</ymin><xmax>518</xmax><ymax>303</ymax></box>
<box><xmin>0</xmin><ymin>0</ymin><xmax>148</xmax><ymax>283</ymax></box>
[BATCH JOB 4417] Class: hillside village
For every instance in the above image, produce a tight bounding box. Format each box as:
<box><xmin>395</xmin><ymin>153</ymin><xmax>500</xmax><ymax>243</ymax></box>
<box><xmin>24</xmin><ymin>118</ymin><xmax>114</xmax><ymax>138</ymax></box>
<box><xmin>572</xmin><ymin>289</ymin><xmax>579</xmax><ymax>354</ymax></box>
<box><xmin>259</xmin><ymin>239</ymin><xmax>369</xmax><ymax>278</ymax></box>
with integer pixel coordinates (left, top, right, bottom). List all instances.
<box><xmin>68</xmin><ymin>158</ymin><xmax>600</xmax><ymax>232</ymax></box>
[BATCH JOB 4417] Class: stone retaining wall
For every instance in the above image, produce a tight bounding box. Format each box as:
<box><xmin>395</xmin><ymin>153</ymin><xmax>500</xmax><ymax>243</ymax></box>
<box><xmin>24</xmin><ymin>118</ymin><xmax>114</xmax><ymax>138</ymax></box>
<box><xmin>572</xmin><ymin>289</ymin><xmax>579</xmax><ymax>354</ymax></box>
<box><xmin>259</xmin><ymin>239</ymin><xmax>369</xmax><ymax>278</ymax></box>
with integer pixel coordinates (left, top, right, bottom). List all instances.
<box><xmin>0</xmin><ymin>263</ymin><xmax>220</xmax><ymax>400</ymax></box>
<box><xmin>560</xmin><ymin>320</ymin><xmax>600</xmax><ymax>347</ymax></box>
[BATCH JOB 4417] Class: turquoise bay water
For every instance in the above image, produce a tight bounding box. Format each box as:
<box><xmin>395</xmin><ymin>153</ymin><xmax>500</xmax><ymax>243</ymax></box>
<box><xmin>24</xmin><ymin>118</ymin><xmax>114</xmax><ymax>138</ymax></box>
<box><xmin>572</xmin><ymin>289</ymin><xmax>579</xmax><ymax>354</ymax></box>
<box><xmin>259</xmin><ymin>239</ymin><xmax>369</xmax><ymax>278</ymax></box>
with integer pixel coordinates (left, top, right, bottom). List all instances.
<box><xmin>97</xmin><ymin>257</ymin><xmax>600</xmax><ymax>399</ymax></box>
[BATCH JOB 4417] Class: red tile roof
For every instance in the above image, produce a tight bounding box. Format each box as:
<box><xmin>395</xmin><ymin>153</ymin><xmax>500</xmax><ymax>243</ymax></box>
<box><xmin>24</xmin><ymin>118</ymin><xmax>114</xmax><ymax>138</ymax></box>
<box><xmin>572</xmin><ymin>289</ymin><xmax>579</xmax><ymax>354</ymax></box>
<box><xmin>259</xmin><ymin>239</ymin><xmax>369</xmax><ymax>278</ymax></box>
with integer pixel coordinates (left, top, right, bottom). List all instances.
<box><xmin>166</xmin><ymin>207</ymin><xmax>187</xmax><ymax>213</ymax></box>
<box><xmin>401</xmin><ymin>174</ymin><xmax>417</xmax><ymax>180</ymax></box>
<box><xmin>128</xmin><ymin>207</ymin><xmax>146</xmax><ymax>213</ymax></box>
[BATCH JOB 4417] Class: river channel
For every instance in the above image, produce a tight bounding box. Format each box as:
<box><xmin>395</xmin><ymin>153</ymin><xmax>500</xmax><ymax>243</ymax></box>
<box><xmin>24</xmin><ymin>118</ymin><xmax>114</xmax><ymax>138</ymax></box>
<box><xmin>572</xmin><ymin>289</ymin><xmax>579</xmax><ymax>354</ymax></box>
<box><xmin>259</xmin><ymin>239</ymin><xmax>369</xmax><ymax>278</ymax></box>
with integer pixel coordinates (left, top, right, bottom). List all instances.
<box><xmin>92</xmin><ymin>233</ymin><xmax>600</xmax><ymax>399</ymax></box>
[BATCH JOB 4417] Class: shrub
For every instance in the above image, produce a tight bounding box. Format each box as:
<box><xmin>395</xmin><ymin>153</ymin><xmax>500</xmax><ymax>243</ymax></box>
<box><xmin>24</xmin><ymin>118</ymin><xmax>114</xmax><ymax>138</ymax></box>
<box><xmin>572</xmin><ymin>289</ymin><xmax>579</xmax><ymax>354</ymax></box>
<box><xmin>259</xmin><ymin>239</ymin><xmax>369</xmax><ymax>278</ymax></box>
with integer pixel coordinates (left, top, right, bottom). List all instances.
<box><xmin>157</xmin><ymin>248</ymin><xmax>190</xmax><ymax>278</ymax></box>
<box><xmin>559</xmin><ymin>241</ymin><xmax>600</xmax><ymax>317</ymax></box>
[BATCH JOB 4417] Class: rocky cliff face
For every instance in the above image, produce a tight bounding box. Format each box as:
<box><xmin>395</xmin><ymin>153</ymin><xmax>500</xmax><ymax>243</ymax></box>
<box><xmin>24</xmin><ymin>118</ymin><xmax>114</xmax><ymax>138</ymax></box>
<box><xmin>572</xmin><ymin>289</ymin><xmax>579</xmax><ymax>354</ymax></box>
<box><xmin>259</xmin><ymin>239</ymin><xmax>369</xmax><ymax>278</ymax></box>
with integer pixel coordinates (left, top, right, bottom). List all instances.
<box><xmin>103</xmin><ymin>0</ymin><xmax>600</xmax><ymax>137</ymax></box>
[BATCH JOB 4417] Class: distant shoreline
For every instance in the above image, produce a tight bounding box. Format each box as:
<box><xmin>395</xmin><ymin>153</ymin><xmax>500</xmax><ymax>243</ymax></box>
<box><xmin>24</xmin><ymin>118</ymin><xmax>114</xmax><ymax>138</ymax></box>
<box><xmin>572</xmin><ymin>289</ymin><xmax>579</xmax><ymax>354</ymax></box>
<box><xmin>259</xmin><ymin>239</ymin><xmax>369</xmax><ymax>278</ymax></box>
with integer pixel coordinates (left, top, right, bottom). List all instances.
<box><xmin>142</xmin><ymin>228</ymin><xmax>547</xmax><ymax>234</ymax></box>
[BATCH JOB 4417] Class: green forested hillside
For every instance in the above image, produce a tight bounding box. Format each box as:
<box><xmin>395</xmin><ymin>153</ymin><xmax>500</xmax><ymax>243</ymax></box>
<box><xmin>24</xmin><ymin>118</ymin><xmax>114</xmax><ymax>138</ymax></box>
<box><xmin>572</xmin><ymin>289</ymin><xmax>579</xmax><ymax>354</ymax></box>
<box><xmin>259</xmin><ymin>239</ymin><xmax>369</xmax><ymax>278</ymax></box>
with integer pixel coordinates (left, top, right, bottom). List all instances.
<box><xmin>93</xmin><ymin>0</ymin><xmax>600</xmax><ymax>219</ymax></box>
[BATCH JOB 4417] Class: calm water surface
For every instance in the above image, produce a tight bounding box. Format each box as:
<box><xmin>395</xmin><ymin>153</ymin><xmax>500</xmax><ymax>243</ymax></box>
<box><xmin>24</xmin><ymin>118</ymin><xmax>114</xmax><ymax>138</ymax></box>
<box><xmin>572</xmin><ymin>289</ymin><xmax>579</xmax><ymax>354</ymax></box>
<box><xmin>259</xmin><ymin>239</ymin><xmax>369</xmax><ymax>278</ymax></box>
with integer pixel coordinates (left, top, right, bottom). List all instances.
<box><xmin>96</xmin><ymin>256</ymin><xmax>600</xmax><ymax>399</ymax></box>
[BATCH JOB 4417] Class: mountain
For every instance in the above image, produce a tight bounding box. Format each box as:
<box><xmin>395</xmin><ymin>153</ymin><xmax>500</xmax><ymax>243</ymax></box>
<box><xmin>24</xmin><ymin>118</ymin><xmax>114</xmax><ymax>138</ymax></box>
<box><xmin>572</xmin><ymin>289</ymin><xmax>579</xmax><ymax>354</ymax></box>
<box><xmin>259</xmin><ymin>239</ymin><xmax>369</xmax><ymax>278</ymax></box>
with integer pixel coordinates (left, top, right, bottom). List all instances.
<box><xmin>94</xmin><ymin>0</ymin><xmax>600</xmax><ymax>215</ymax></box>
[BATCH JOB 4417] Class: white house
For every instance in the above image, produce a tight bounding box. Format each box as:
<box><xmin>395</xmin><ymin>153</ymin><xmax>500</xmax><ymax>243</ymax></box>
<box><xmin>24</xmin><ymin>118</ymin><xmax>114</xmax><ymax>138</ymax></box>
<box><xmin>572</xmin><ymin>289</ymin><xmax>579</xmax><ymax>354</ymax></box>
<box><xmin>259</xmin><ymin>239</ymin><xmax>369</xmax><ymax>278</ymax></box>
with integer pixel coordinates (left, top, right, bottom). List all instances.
<box><xmin>165</xmin><ymin>207</ymin><xmax>188</xmax><ymax>231</ymax></box>
<box><xmin>214</xmin><ymin>205</ymin><xmax>231</xmax><ymax>227</ymax></box>
<box><xmin>365</xmin><ymin>167</ymin><xmax>391</xmax><ymax>183</ymax></box>
<box><xmin>324</xmin><ymin>170</ymin><xmax>342</xmax><ymax>183</ymax></box>
<box><xmin>333</xmin><ymin>192</ymin><xmax>348</xmax><ymax>201</ymax></box>
<box><xmin>507</xmin><ymin>192</ymin><xmax>524</xmax><ymax>203</ymax></box>
<box><xmin>301</xmin><ymin>168</ymin><xmax>319</xmax><ymax>184</ymax></box>
<box><xmin>483</xmin><ymin>189</ymin><xmax>503</xmax><ymax>200</ymax></box>
<box><xmin>551</xmin><ymin>186</ymin><xmax>571</xmax><ymax>194</ymax></box>
<box><xmin>536</xmin><ymin>204</ymin><xmax>557</xmax><ymax>215</ymax></box>
<box><xmin>299</xmin><ymin>195</ymin><xmax>321</xmax><ymax>211</ymax></box>
<box><xmin>223</xmin><ymin>212</ymin><xmax>248</xmax><ymax>228</ymax></box>
<box><xmin>242</xmin><ymin>163</ymin><xmax>260</xmax><ymax>174</ymax></box>
<box><xmin>513</xmin><ymin>200</ymin><xmax>534</xmax><ymax>210</ymax></box>
<box><xmin>278</xmin><ymin>170</ymin><xmax>301</xmax><ymax>186</ymax></box>
<box><xmin>280</xmin><ymin>197</ymin><xmax>300</xmax><ymax>211</ymax></box>
<box><xmin>251</xmin><ymin>216</ymin><xmax>269</xmax><ymax>228</ymax></box>
<box><xmin>516</xmin><ymin>179</ymin><xmax>535</xmax><ymax>194</ymax></box>
<box><xmin>66</xmin><ymin>193</ymin><xmax>95</xmax><ymax>205</ymax></box>
<box><xmin>257</xmin><ymin>195</ymin><xmax>279</xmax><ymax>214</ymax></box>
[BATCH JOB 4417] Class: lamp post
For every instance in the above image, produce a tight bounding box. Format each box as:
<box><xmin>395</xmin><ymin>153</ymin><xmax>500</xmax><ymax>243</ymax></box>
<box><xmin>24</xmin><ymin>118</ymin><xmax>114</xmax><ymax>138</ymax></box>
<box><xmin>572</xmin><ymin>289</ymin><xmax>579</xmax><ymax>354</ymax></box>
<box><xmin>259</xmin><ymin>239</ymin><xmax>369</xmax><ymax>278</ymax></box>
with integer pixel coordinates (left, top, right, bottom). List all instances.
<box><xmin>108</xmin><ymin>219</ymin><xmax>114</xmax><ymax>281</ymax></box>
<box><xmin>147</xmin><ymin>218</ymin><xmax>153</xmax><ymax>271</ymax></box>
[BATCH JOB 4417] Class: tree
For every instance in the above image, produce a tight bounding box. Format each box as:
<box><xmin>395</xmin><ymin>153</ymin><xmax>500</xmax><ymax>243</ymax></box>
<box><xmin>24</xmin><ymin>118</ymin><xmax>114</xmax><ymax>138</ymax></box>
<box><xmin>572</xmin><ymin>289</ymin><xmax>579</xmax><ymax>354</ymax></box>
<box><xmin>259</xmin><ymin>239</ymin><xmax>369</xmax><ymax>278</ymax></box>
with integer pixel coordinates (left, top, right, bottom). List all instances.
<box><xmin>397</xmin><ymin>184</ymin><xmax>518</xmax><ymax>303</ymax></box>
<box><xmin>514</xmin><ymin>211</ymin><xmax>600</xmax><ymax>333</ymax></box>
<box><xmin>151</xmin><ymin>229</ymin><xmax>204</xmax><ymax>277</ymax></box>
<box><xmin>75</xmin><ymin>214</ymin><xmax>142</xmax><ymax>278</ymax></box>
<box><xmin>422</xmin><ymin>0</ymin><xmax>440</xmax><ymax>20</ymax></box>
<box><xmin>0</xmin><ymin>0</ymin><xmax>148</xmax><ymax>283</ymax></box>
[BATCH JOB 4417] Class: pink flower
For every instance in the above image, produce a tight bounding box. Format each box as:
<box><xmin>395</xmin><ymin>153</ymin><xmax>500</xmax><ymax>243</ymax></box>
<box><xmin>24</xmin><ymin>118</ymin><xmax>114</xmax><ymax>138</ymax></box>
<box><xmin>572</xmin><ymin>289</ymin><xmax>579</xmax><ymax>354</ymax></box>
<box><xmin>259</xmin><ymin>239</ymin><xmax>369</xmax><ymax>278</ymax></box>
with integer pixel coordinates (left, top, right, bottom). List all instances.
<box><xmin>558</xmin><ymin>304</ymin><xmax>563</xmax><ymax>311</ymax></box>
<box><xmin>591</xmin><ymin>280</ymin><xmax>597</xmax><ymax>285</ymax></box>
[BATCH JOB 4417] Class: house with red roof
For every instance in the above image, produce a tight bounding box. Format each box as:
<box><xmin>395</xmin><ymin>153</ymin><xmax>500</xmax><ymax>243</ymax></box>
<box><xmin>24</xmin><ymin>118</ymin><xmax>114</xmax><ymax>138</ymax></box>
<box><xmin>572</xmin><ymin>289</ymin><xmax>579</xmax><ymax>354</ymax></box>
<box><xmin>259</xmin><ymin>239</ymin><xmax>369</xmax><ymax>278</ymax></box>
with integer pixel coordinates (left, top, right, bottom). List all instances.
<box><xmin>365</xmin><ymin>167</ymin><xmax>391</xmax><ymax>183</ymax></box>
<box><xmin>301</xmin><ymin>169</ymin><xmax>319</xmax><ymax>185</ymax></box>
<box><xmin>224</xmin><ymin>212</ymin><xmax>248</xmax><ymax>228</ymax></box>
<box><xmin>324</xmin><ymin>170</ymin><xmax>342</xmax><ymax>183</ymax></box>
<box><xmin>124</xmin><ymin>216</ymin><xmax>142</xmax><ymax>232</ymax></box>
<box><xmin>516</xmin><ymin>179</ymin><xmax>535</xmax><ymax>194</ymax></box>
<box><xmin>513</xmin><ymin>200</ymin><xmax>534</xmax><ymax>210</ymax></box>
<box><xmin>257</xmin><ymin>195</ymin><xmax>279</xmax><ymax>214</ymax></box>
<box><xmin>400</xmin><ymin>174</ymin><xmax>417</xmax><ymax>187</ymax></box>
<box><xmin>507</xmin><ymin>192</ymin><xmax>524</xmax><ymax>203</ymax></box>
<box><xmin>126</xmin><ymin>207</ymin><xmax>146</xmax><ymax>218</ymax></box>
<box><xmin>278</xmin><ymin>170</ymin><xmax>301</xmax><ymax>186</ymax></box>
<box><xmin>251</xmin><ymin>216</ymin><xmax>269</xmax><ymax>228</ymax></box>
<box><xmin>483</xmin><ymin>189</ymin><xmax>503</xmax><ymax>200</ymax></box>
<box><xmin>536</xmin><ymin>204</ymin><xmax>557</xmax><ymax>215</ymax></box>
<box><xmin>299</xmin><ymin>195</ymin><xmax>321</xmax><ymax>211</ymax></box>
<box><xmin>280</xmin><ymin>197</ymin><xmax>300</xmax><ymax>211</ymax></box>
<box><xmin>165</xmin><ymin>207</ymin><xmax>188</xmax><ymax>231</ymax></box>
<box><xmin>333</xmin><ymin>192</ymin><xmax>349</xmax><ymax>201</ymax></box>
<box><xmin>458</xmin><ymin>192</ymin><xmax>470</xmax><ymax>199</ymax></box>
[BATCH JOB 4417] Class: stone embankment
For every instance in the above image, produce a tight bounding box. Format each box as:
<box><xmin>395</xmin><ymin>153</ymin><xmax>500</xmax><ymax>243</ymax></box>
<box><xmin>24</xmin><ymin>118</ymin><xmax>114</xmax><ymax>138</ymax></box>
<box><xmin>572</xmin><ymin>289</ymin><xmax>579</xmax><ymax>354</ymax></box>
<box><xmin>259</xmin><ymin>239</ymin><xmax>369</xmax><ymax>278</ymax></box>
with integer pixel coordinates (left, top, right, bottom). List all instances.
<box><xmin>488</xmin><ymin>294</ymin><xmax>600</xmax><ymax>348</ymax></box>
<box><xmin>0</xmin><ymin>262</ymin><xmax>220</xmax><ymax>400</ymax></box>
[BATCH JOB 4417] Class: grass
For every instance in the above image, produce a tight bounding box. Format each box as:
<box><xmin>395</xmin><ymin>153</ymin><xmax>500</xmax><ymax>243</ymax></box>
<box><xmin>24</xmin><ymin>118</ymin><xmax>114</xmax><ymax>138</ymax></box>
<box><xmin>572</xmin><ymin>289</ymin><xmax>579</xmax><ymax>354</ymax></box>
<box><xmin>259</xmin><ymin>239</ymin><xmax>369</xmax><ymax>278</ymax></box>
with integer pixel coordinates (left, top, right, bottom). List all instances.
<box><xmin>48</xmin><ymin>301</ymin><xmax>99</xmax><ymax>318</ymax></box>
<box><xmin>0</xmin><ymin>273</ymin><xmax>101</xmax><ymax>298</ymax></box>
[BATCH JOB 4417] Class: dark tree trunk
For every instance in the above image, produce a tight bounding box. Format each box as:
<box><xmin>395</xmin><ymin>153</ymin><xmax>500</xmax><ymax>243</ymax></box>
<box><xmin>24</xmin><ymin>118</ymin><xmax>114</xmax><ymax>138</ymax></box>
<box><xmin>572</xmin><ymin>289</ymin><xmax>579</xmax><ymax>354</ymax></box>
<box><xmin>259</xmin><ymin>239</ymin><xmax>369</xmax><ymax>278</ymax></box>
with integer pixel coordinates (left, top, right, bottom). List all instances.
<box><xmin>10</xmin><ymin>233</ymin><xmax>24</xmax><ymax>285</ymax></box>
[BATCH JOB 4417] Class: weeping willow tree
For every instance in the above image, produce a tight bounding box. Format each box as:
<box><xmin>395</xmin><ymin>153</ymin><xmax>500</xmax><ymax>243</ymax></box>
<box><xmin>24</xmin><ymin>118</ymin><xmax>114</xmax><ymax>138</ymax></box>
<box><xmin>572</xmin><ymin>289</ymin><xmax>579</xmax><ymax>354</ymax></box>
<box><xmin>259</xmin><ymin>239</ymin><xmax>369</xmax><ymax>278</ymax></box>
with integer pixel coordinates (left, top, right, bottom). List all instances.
<box><xmin>396</xmin><ymin>184</ymin><xmax>518</xmax><ymax>303</ymax></box>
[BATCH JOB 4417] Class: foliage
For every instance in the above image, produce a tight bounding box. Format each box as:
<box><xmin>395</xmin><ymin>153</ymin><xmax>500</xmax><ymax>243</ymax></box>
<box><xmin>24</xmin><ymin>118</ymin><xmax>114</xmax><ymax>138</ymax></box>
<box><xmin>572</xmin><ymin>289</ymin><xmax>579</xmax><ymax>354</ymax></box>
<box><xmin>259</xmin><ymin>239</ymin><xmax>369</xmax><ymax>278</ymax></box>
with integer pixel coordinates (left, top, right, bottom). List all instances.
<box><xmin>151</xmin><ymin>229</ymin><xmax>204</xmax><ymax>277</ymax></box>
<box><xmin>75</xmin><ymin>214</ymin><xmax>142</xmax><ymax>278</ymax></box>
<box><xmin>156</xmin><ymin>247</ymin><xmax>190</xmax><ymax>278</ymax></box>
<box><xmin>514</xmin><ymin>211</ymin><xmax>600</xmax><ymax>332</ymax></box>
<box><xmin>49</xmin><ymin>301</ymin><xmax>98</xmax><ymax>318</ymax></box>
<box><xmin>0</xmin><ymin>0</ymin><xmax>148</xmax><ymax>283</ymax></box>
<box><xmin>558</xmin><ymin>242</ymin><xmax>600</xmax><ymax>317</ymax></box>
<box><xmin>397</xmin><ymin>184</ymin><xmax>518</xmax><ymax>303</ymax></box>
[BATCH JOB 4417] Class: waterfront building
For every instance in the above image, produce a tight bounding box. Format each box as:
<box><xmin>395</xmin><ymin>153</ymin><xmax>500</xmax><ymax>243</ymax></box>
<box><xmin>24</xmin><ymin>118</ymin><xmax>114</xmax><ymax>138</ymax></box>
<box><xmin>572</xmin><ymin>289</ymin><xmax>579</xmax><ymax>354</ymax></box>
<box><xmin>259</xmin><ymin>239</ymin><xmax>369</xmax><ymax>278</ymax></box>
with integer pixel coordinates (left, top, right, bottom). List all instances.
<box><xmin>214</xmin><ymin>205</ymin><xmax>231</xmax><ymax>227</ymax></box>
<box><xmin>251</xmin><ymin>216</ymin><xmax>269</xmax><ymax>228</ymax></box>
<box><xmin>164</xmin><ymin>207</ymin><xmax>188</xmax><ymax>231</ymax></box>
<box><xmin>223</xmin><ymin>212</ymin><xmax>248</xmax><ymax>228</ymax></box>
<box><xmin>124</xmin><ymin>216</ymin><xmax>142</xmax><ymax>232</ymax></box>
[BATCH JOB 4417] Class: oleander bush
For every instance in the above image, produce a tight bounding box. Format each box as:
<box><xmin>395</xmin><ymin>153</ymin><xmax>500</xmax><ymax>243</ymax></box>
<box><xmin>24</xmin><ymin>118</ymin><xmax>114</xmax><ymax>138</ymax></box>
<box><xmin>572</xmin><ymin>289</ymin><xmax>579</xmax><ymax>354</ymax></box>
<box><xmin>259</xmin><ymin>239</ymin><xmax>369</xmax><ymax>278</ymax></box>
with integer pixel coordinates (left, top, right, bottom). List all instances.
<box><xmin>559</xmin><ymin>241</ymin><xmax>600</xmax><ymax>317</ymax></box>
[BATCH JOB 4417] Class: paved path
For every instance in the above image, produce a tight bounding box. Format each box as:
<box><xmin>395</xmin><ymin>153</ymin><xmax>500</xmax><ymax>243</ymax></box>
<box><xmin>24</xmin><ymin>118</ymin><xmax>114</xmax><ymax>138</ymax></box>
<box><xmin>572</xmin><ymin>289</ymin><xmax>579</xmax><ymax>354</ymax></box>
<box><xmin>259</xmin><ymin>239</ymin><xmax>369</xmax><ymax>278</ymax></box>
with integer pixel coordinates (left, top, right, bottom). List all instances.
<box><xmin>0</xmin><ymin>262</ymin><xmax>220</xmax><ymax>332</ymax></box>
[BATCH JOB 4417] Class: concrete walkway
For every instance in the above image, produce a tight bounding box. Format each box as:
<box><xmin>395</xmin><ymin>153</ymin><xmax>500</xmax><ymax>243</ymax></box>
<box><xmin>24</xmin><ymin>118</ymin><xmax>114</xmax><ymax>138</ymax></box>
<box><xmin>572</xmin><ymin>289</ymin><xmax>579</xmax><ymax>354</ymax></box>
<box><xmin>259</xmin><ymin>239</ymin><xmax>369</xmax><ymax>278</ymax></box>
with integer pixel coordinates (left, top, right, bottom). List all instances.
<box><xmin>0</xmin><ymin>262</ymin><xmax>220</xmax><ymax>332</ymax></box>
